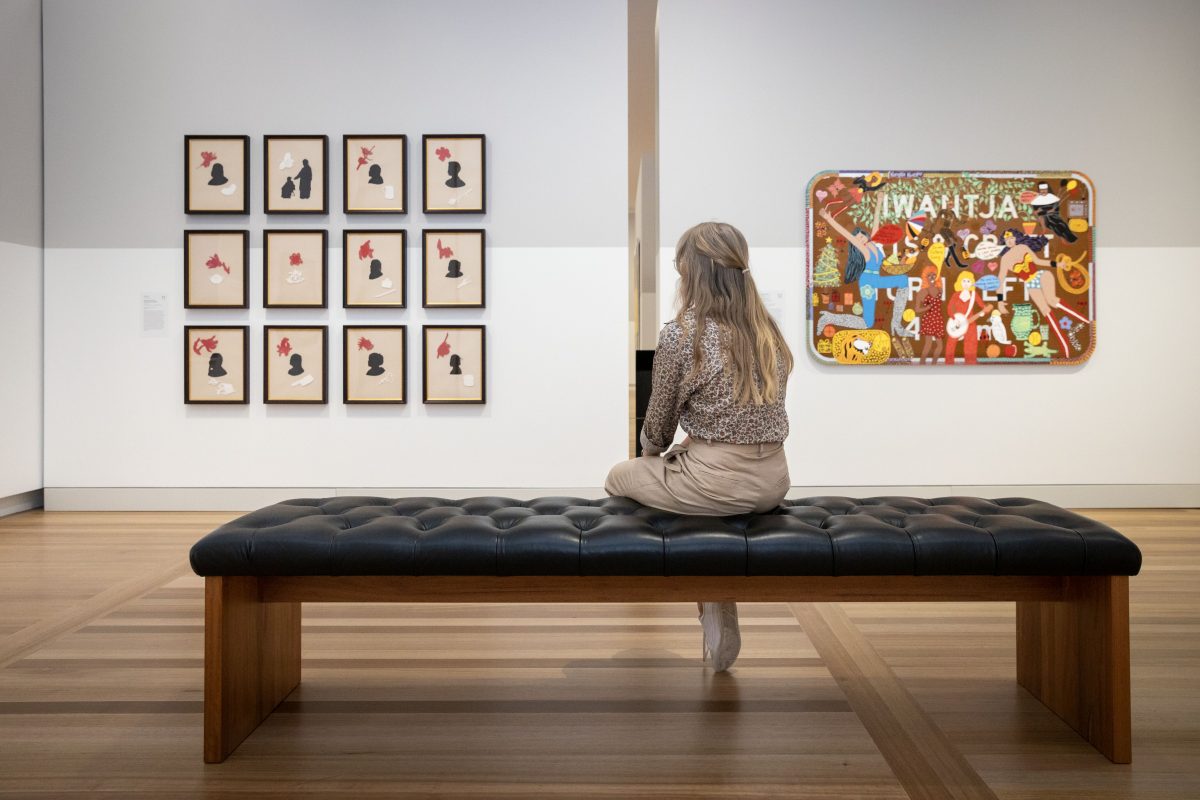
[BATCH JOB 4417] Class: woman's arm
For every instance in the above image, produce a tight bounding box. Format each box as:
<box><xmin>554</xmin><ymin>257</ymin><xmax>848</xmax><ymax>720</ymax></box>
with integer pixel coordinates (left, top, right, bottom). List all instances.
<box><xmin>639</xmin><ymin>322</ymin><xmax>689</xmax><ymax>456</ymax></box>
<box><xmin>819</xmin><ymin>207</ymin><xmax>872</xmax><ymax>260</ymax></box>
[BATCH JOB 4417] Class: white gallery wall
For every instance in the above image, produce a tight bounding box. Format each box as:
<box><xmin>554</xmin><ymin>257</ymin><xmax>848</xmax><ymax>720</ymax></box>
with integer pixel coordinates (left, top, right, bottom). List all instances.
<box><xmin>0</xmin><ymin>0</ymin><xmax>44</xmax><ymax>509</ymax></box>
<box><xmin>42</xmin><ymin>0</ymin><xmax>628</xmax><ymax>507</ymax></box>
<box><xmin>657</xmin><ymin>0</ymin><xmax>1200</xmax><ymax>500</ymax></box>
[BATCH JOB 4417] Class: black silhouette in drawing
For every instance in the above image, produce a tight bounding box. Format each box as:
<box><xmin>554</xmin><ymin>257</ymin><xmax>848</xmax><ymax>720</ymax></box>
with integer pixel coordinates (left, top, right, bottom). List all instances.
<box><xmin>445</xmin><ymin>259</ymin><xmax>463</xmax><ymax>278</ymax></box>
<box><xmin>366</xmin><ymin>353</ymin><xmax>385</xmax><ymax>376</ymax></box>
<box><xmin>367</xmin><ymin>164</ymin><xmax>384</xmax><ymax>185</ymax></box>
<box><xmin>445</xmin><ymin>161</ymin><xmax>466</xmax><ymax>188</ymax></box>
<box><xmin>293</xmin><ymin>159</ymin><xmax>313</xmax><ymax>200</ymax></box>
<box><xmin>208</xmin><ymin>352</ymin><xmax>227</xmax><ymax>377</ymax></box>
<box><xmin>368</xmin><ymin>259</ymin><xmax>383</xmax><ymax>279</ymax></box>
<box><xmin>288</xmin><ymin>354</ymin><xmax>305</xmax><ymax>376</ymax></box>
<box><xmin>281</xmin><ymin>176</ymin><xmax>296</xmax><ymax>199</ymax></box>
<box><xmin>208</xmin><ymin>163</ymin><xmax>228</xmax><ymax>186</ymax></box>
<box><xmin>449</xmin><ymin>354</ymin><xmax>462</xmax><ymax>374</ymax></box>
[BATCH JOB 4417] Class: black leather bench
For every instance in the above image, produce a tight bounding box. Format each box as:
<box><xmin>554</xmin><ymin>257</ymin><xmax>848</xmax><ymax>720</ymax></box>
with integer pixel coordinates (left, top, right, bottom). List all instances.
<box><xmin>190</xmin><ymin>496</ymin><xmax>1142</xmax><ymax>763</ymax></box>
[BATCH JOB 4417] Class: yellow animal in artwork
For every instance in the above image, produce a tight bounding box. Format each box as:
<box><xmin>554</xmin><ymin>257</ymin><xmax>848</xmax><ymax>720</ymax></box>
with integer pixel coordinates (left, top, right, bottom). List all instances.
<box><xmin>832</xmin><ymin>329</ymin><xmax>891</xmax><ymax>365</ymax></box>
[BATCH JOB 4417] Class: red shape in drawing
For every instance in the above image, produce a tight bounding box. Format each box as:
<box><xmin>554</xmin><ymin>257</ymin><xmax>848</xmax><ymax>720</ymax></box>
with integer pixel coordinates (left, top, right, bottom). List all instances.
<box><xmin>192</xmin><ymin>335</ymin><xmax>219</xmax><ymax>355</ymax></box>
<box><xmin>871</xmin><ymin>224</ymin><xmax>904</xmax><ymax>244</ymax></box>
<box><xmin>205</xmin><ymin>253</ymin><xmax>230</xmax><ymax>274</ymax></box>
<box><xmin>435</xmin><ymin>146</ymin><xmax>451</xmax><ymax>162</ymax></box>
<box><xmin>436</xmin><ymin>239</ymin><xmax>453</xmax><ymax>260</ymax></box>
<box><xmin>276</xmin><ymin>337</ymin><xmax>292</xmax><ymax>358</ymax></box>
<box><xmin>357</xmin><ymin>337</ymin><xmax>374</xmax><ymax>351</ymax></box>
<box><xmin>848</xmin><ymin>186</ymin><xmax>864</xmax><ymax>204</ymax></box>
<box><xmin>356</xmin><ymin>145</ymin><xmax>375</xmax><ymax>171</ymax></box>
<box><xmin>199</xmin><ymin>151</ymin><xmax>218</xmax><ymax>168</ymax></box>
<box><xmin>828</xmin><ymin>179</ymin><xmax>845</xmax><ymax>195</ymax></box>
<box><xmin>358</xmin><ymin>240</ymin><xmax>374</xmax><ymax>260</ymax></box>
<box><xmin>288</xmin><ymin>252</ymin><xmax>303</xmax><ymax>267</ymax></box>
<box><xmin>435</xmin><ymin>333</ymin><xmax>451</xmax><ymax>358</ymax></box>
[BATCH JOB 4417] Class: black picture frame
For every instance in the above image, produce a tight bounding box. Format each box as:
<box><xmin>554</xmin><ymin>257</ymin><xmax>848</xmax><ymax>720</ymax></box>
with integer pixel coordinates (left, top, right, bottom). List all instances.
<box><xmin>184</xmin><ymin>325</ymin><xmax>249</xmax><ymax>404</ymax></box>
<box><xmin>422</xmin><ymin>324</ymin><xmax>486</xmax><ymax>404</ymax></box>
<box><xmin>184</xmin><ymin>135</ymin><xmax>250</xmax><ymax>215</ymax></box>
<box><xmin>263</xmin><ymin>229</ymin><xmax>328</xmax><ymax>308</ymax></box>
<box><xmin>342</xmin><ymin>229</ymin><xmax>407</xmax><ymax>308</ymax></box>
<box><xmin>183</xmin><ymin>230</ymin><xmax>250</xmax><ymax>309</ymax></box>
<box><xmin>263</xmin><ymin>325</ymin><xmax>328</xmax><ymax>405</ymax></box>
<box><xmin>263</xmin><ymin>134</ymin><xmax>329</xmax><ymax>215</ymax></box>
<box><xmin>343</xmin><ymin>325</ymin><xmax>407</xmax><ymax>404</ymax></box>
<box><xmin>343</xmin><ymin>134</ymin><xmax>408</xmax><ymax>214</ymax></box>
<box><xmin>422</xmin><ymin>134</ymin><xmax>486</xmax><ymax>214</ymax></box>
<box><xmin>421</xmin><ymin>228</ymin><xmax>486</xmax><ymax>308</ymax></box>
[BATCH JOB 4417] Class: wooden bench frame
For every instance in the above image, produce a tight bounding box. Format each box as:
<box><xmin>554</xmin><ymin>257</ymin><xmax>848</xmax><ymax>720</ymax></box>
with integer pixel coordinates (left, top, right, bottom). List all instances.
<box><xmin>203</xmin><ymin>574</ymin><xmax>1132</xmax><ymax>764</ymax></box>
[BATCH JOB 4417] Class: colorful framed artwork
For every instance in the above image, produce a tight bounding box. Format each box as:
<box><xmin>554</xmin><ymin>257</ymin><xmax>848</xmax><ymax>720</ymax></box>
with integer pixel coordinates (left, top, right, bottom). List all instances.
<box><xmin>184</xmin><ymin>230</ymin><xmax>249</xmax><ymax>309</ymax></box>
<box><xmin>343</xmin><ymin>229</ymin><xmax>406</xmax><ymax>308</ymax></box>
<box><xmin>264</xmin><ymin>135</ymin><xmax>329</xmax><ymax>214</ymax></box>
<box><xmin>184</xmin><ymin>135</ymin><xmax>249</xmax><ymax>214</ymax></box>
<box><xmin>806</xmin><ymin>170</ymin><xmax>1095</xmax><ymax>366</ymax></box>
<box><xmin>422</xmin><ymin>325</ymin><xmax>485</xmax><ymax>404</ymax></box>
<box><xmin>264</xmin><ymin>326</ymin><xmax>327</xmax><ymax>404</ymax></box>
<box><xmin>422</xmin><ymin>229</ymin><xmax>485</xmax><ymax>308</ymax></box>
<box><xmin>422</xmin><ymin>134</ymin><xmax>486</xmax><ymax>214</ymax></box>
<box><xmin>344</xmin><ymin>135</ymin><xmax>407</xmax><ymax>214</ymax></box>
<box><xmin>263</xmin><ymin>229</ymin><xmax>327</xmax><ymax>308</ymax></box>
<box><xmin>344</xmin><ymin>326</ymin><xmax>407</xmax><ymax>404</ymax></box>
<box><xmin>184</xmin><ymin>326</ymin><xmax>248</xmax><ymax>404</ymax></box>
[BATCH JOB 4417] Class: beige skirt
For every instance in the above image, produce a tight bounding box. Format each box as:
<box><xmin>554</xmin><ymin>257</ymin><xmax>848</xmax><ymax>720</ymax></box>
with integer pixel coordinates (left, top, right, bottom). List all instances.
<box><xmin>604</xmin><ymin>439</ymin><xmax>790</xmax><ymax>516</ymax></box>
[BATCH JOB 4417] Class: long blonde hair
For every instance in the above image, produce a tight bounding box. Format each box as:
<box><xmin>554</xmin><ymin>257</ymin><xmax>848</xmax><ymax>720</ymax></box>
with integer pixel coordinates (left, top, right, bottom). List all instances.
<box><xmin>674</xmin><ymin>222</ymin><xmax>792</xmax><ymax>405</ymax></box>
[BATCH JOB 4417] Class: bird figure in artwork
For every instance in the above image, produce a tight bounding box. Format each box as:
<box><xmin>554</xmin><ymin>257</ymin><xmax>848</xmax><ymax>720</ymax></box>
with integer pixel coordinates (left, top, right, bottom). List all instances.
<box><xmin>435</xmin><ymin>333</ymin><xmax>451</xmax><ymax>358</ymax></box>
<box><xmin>853</xmin><ymin>171</ymin><xmax>886</xmax><ymax>192</ymax></box>
<box><xmin>357</xmin><ymin>337</ymin><xmax>374</xmax><ymax>351</ymax></box>
<box><xmin>850</xmin><ymin>336</ymin><xmax>873</xmax><ymax>355</ymax></box>
<box><xmin>205</xmin><ymin>253</ymin><xmax>230</xmax><ymax>274</ymax></box>
<box><xmin>437</xmin><ymin>239</ymin><xmax>454</xmax><ymax>260</ymax></box>
<box><xmin>356</xmin><ymin>145</ymin><xmax>375</xmax><ymax>171</ymax></box>
<box><xmin>358</xmin><ymin>240</ymin><xmax>374</xmax><ymax>260</ymax></box>
<box><xmin>192</xmin><ymin>335</ymin><xmax>219</xmax><ymax>355</ymax></box>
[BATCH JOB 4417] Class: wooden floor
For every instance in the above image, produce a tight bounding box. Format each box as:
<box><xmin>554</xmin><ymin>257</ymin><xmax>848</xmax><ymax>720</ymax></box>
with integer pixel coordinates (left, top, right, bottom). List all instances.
<box><xmin>0</xmin><ymin>509</ymin><xmax>1196</xmax><ymax>798</ymax></box>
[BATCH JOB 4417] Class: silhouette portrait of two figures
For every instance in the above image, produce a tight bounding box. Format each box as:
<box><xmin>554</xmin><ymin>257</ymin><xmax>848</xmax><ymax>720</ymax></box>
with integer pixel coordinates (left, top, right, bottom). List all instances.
<box><xmin>280</xmin><ymin>157</ymin><xmax>314</xmax><ymax>200</ymax></box>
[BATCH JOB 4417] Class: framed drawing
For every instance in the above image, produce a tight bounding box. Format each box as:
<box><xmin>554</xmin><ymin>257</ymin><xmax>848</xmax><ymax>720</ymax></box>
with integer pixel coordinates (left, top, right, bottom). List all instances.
<box><xmin>423</xmin><ymin>134</ymin><xmax>486</xmax><ymax>213</ymax></box>
<box><xmin>343</xmin><ymin>229</ymin><xmax>406</xmax><ymax>308</ymax></box>
<box><xmin>344</xmin><ymin>135</ymin><xmax>407</xmax><ymax>214</ymax></box>
<box><xmin>264</xmin><ymin>326</ymin><xmax>327</xmax><ymax>404</ymax></box>
<box><xmin>184</xmin><ymin>326</ymin><xmax>248</xmax><ymax>404</ymax></box>
<box><xmin>264</xmin><ymin>135</ymin><xmax>329</xmax><ymax>214</ymax></box>
<box><xmin>423</xmin><ymin>325</ymin><xmax>485</xmax><ymax>404</ymax></box>
<box><xmin>806</xmin><ymin>170</ymin><xmax>1095</xmax><ymax>366</ymax></box>
<box><xmin>184</xmin><ymin>135</ymin><xmax>249</xmax><ymax>214</ymax></box>
<box><xmin>422</xmin><ymin>229</ymin><xmax>485</xmax><ymax>308</ymax></box>
<box><xmin>184</xmin><ymin>230</ymin><xmax>249</xmax><ymax>308</ymax></box>
<box><xmin>263</xmin><ymin>229</ymin><xmax>327</xmax><ymax>308</ymax></box>
<box><xmin>344</xmin><ymin>326</ymin><xmax>407</xmax><ymax>404</ymax></box>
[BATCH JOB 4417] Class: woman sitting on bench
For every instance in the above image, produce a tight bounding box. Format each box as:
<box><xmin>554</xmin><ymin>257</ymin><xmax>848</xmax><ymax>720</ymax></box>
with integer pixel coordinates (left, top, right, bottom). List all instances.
<box><xmin>605</xmin><ymin>221</ymin><xmax>794</xmax><ymax>672</ymax></box>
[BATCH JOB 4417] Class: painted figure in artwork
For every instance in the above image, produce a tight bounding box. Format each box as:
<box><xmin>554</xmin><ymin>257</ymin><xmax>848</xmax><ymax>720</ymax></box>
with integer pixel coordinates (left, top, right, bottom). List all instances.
<box><xmin>449</xmin><ymin>354</ymin><xmax>462</xmax><ymax>375</ymax></box>
<box><xmin>293</xmin><ymin>158</ymin><xmax>313</xmax><ymax>200</ymax></box>
<box><xmin>996</xmin><ymin>229</ymin><xmax>1089</xmax><ymax>355</ymax></box>
<box><xmin>367</xmin><ymin>164</ymin><xmax>384</xmax><ymax>185</ymax></box>
<box><xmin>288</xmin><ymin>354</ymin><xmax>305</xmax><ymax>376</ymax></box>
<box><xmin>1029</xmin><ymin>182</ymin><xmax>1078</xmax><ymax>243</ymax></box>
<box><xmin>445</xmin><ymin>161</ymin><xmax>466</xmax><ymax>188</ymax></box>
<box><xmin>368</xmin><ymin>259</ymin><xmax>383</xmax><ymax>280</ymax></box>
<box><xmin>944</xmin><ymin>272</ymin><xmax>992</xmax><ymax>365</ymax></box>
<box><xmin>445</xmin><ymin>259</ymin><xmax>463</xmax><ymax>278</ymax></box>
<box><xmin>281</xmin><ymin>176</ymin><xmax>296</xmax><ymax>199</ymax></box>
<box><xmin>912</xmin><ymin>265</ymin><xmax>945</xmax><ymax>364</ymax></box>
<box><xmin>817</xmin><ymin>193</ymin><xmax>911</xmax><ymax>332</ymax></box>
<box><xmin>366</xmin><ymin>353</ymin><xmax>385</xmax><ymax>376</ymax></box>
<box><xmin>208</xmin><ymin>163</ymin><xmax>228</xmax><ymax>186</ymax></box>
<box><xmin>207</xmin><ymin>352</ymin><xmax>227</xmax><ymax>378</ymax></box>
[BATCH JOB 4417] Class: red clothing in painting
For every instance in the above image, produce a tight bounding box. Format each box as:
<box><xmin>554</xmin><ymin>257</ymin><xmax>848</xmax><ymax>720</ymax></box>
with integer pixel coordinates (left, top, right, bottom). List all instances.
<box><xmin>944</xmin><ymin>289</ymin><xmax>981</xmax><ymax>365</ymax></box>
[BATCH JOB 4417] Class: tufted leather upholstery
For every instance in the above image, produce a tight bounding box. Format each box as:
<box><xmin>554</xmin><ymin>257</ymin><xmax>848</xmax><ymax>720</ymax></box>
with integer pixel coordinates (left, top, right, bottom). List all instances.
<box><xmin>188</xmin><ymin>496</ymin><xmax>1141</xmax><ymax>578</ymax></box>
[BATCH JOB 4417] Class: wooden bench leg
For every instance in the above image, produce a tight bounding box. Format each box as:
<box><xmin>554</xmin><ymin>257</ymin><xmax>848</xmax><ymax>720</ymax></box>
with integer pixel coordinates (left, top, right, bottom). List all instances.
<box><xmin>1016</xmin><ymin>575</ymin><xmax>1131</xmax><ymax>763</ymax></box>
<box><xmin>204</xmin><ymin>576</ymin><xmax>301</xmax><ymax>763</ymax></box>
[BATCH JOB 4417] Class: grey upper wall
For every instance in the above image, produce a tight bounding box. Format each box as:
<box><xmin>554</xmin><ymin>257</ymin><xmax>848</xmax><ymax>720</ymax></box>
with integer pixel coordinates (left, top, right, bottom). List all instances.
<box><xmin>0</xmin><ymin>0</ymin><xmax>43</xmax><ymax>247</ymax></box>
<box><xmin>659</xmin><ymin>0</ymin><xmax>1200</xmax><ymax>248</ymax></box>
<box><xmin>43</xmin><ymin>0</ymin><xmax>626</xmax><ymax>249</ymax></box>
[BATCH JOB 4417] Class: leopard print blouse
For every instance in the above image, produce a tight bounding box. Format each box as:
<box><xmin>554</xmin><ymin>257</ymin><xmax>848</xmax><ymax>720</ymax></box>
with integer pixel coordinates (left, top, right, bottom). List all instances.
<box><xmin>640</xmin><ymin>309</ymin><xmax>789</xmax><ymax>453</ymax></box>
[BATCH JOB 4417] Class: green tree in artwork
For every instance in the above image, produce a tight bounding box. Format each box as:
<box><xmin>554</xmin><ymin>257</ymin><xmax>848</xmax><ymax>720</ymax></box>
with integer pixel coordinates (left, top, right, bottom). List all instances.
<box><xmin>812</xmin><ymin>239</ymin><xmax>841</xmax><ymax>287</ymax></box>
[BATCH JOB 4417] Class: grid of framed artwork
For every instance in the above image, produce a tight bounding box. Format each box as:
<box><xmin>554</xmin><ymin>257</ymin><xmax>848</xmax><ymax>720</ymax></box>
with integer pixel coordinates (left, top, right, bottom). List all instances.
<box><xmin>182</xmin><ymin>132</ymin><xmax>488</xmax><ymax>405</ymax></box>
